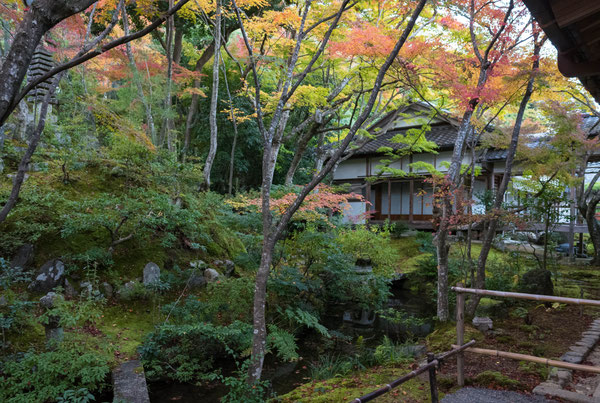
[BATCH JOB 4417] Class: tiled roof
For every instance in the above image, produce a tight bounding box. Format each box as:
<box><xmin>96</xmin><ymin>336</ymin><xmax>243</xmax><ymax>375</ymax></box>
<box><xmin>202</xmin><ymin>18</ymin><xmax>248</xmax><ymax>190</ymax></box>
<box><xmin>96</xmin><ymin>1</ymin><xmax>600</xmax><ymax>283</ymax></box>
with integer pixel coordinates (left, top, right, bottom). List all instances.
<box><xmin>352</xmin><ymin>123</ymin><xmax>461</xmax><ymax>155</ymax></box>
<box><xmin>581</xmin><ymin>115</ymin><xmax>600</xmax><ymax>136</ymax></box>
<box><xmin>479</xmin><ymin>149</ymin><xmax>508</xmax><ymax>162</ymax></box>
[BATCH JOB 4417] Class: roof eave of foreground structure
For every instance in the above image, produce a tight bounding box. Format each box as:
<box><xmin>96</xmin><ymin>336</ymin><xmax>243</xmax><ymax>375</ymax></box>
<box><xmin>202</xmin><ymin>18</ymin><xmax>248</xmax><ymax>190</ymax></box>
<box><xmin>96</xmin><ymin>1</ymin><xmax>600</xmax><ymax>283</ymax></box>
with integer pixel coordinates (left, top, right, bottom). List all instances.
<box><xmin>522</xmin><ymin>0</ymin><xmax>600</xmax><ymax>103</ymax></box>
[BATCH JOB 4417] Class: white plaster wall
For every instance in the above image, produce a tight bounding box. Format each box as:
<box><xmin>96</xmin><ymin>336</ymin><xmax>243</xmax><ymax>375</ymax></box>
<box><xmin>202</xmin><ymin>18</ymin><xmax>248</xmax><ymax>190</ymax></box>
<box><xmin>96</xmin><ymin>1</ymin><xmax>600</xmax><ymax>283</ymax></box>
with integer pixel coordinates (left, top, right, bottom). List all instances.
<box><xmin>412</xmin><ymin>153</ymin><xmax>434</xmax><ymax>174</ymax></box>
<box><xmin>334</xmin><ymin>158</ymin><xmax>366</xmax><ymax>180</ymax></box>
<box><xmin>472</xmin><ymin>179</ymin><xmax>488</xmax><ymax>214</ymax></box>
<box><xmin>342</xmin><ymin>201</ymin><xmax>367</xmax><ymax>224</ymax></box>
<box><xmin>401</xmin><ymin>182</ymin><xmax>411</xmax><ymax>214</ymax></box>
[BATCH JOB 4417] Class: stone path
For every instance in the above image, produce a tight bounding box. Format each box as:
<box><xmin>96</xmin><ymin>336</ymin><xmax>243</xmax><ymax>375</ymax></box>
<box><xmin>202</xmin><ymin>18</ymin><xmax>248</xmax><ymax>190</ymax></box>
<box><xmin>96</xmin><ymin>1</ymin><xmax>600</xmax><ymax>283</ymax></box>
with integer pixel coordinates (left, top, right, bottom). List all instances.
<box><xmin>442</xmin><ymin>387</ymin><xmax>556</xmax><ymax>402</ymax></box>
<box><xmin>533</xmin><ymin>318</ymin><xmax>600</xmax><ymax>402</ymax></box>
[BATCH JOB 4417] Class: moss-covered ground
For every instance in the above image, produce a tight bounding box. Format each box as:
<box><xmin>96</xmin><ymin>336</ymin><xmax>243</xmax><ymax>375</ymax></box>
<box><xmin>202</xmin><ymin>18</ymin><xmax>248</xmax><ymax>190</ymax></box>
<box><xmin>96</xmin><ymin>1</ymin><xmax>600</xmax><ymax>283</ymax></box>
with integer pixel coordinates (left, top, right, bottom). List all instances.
<box><xmin>277</xmin><ymin>362</ymin><xmax>431</xmax><ymax>402</ymax></box>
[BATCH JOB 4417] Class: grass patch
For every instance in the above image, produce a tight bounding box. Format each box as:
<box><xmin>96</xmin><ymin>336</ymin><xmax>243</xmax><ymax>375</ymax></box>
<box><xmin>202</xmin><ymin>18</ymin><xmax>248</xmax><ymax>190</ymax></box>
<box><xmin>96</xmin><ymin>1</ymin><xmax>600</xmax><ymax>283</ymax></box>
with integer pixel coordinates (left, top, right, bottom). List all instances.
<box><xmin>96</xmin><ymin>301</ymin><xmax>157</xmax><ymax>360</ymax></box>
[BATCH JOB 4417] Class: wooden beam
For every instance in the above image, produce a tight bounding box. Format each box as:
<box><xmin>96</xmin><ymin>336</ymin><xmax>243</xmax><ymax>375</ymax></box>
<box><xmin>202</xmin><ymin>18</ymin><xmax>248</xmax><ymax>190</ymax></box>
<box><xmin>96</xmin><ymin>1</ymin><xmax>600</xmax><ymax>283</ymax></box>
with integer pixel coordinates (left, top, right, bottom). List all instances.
<box><xmin>456</xmin><ymin>282</ymin><xmax>465</xmax><ymax>387</ymax></box>
<box><xmin>452</xmin><ymin>286</ymin><xmax>600</xmax><ymax>307</ymax></box>
<box><xmin>454</xmin><ymin>345</ymin><xmax>600</xmax><ymax>374</ymax></box>
<box><xmin>551</xmin><ymin>0</ymin><xmax>600</xmax><ymax>28</ymax></box>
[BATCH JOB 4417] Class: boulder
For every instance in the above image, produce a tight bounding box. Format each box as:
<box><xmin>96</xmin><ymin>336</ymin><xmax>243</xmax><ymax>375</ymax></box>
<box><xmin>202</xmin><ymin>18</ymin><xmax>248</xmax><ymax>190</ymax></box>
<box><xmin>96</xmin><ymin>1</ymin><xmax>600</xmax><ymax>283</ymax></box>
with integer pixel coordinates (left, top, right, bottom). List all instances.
<box><xmin>204</xmin><ymin>268</ymin><xmax>220</xmax><ymax>283</ymax></box>
<box><xmin>64</xmin><ymin>279</ymin><xmax>78</xmax><ymax>299</ymax></box>
<box><xmin>188</xmin><ymin>273</ymin><xmax>206</xmax><ymax>289</ymax></box>
<box><xmin>80</xmin><ymin>281</ymin><xmax>93</xmax><ymax>295</ymax></box>
<box><xmin>190</xmin><ymin>260</ymin><xmax>205</xmax><ymax>269</ymax></box>
<box><xmin>116</xmin><ymin>281</ymin><xmax>137</xmax><ymax>300</ymax></box>
<box><xmin>224</xmin><ymin>260</ymin><xmax>235</xmax><ymax>277</ymax></box>
<box><xmin>143</xmin><ymin>262</ymin><xmax>160</xmax><ymax>285</ymax></box>
<box><xmin>28</xmin><ymin>260</ymin><xmax>65</xmax><ymax>293</ymax></box>
<box><xmin>518</xmin><ymin>268</ymin><xmax>554</xmax><ymax>296</ymax></box>
<box><xmin>10</xmin><ymin>243</ymin><xmax>34</xmax><ymax>270</ymax></box>
<box><xmin>7</xmin><ymin>173</ymin><xmax>29</xmax><ymax>183</ymax></box>
<box><xmin>110</xmin><ymin>166</ymin><xmax>126</xmax><ymax>177</ymax></box>
<box><xmin>472</xmin><ymin>316</ymin><xmax>493</xmax><ymax>333</ymax></box>
<box><xmin>101</xmin><ymin>282</ymin><xmax>113</xmax><ymax>299</ymax></box>
<box><xmin>40</xmin><ymin>292</ymin><xmax>58</xmax><ymax>309</ymax></box>
<box><xmin>40</xmin><ymin>292</ymin><xmax>63</xmax><ymax>344</ymax></box>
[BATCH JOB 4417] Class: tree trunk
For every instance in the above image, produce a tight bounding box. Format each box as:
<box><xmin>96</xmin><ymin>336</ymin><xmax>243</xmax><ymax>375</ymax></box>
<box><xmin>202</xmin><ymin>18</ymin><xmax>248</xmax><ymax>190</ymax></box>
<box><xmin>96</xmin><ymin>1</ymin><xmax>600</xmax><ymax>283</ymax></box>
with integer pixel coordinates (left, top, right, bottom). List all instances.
<box><xmin>543</xmin><ymin>210</ymin><xmax>550</xmax><ymax>270</ymax></box>
<box><xmin>0</xmin><ymin>76</ymin><xmax>59</xmax><ymax>223</ymax></box>
<box><xmin>466</xmin><ymin>32</ymin><xmax>541</xmax><ymax>316</ymax></box>
<box><xmin>162</xmin><ymin>0</ymin><xmax>176</xmax><ymax>152</ymax></box>
<box><xmin>284</xmin><ymin>127</ymin><xmax>315</xmax><ymax>185</ymax></box>
<box><xmin>181</xmin><ymin>43</ymin><xmax>215</xmax><ymax>160</ymax></box>
<box><xmin>221</xmin><ymin>58</ymin><xmax>239</xmax><ymax>195</ymax></box>
<box><xmin>582</xmin><ymin>199</ymin><xmax>600</xmax><ymax>265</ymax></box>
<box><xmin>434</xmin><ymin>107</ymin><xmax>475</xmax><ymax>322</ymax></box>
<box><xmin>201</xmin><ymin>0</ymin><xmax>221</xmax><ymax>190</ymax></box>
<box><xmin>122</xmin><ymin>6</ymin><xmax>156</xmax><ymax>143</ymax></box>
<box><xmin>0</xmin><ymin>0</ymin><xmax>97</xmax><ymax>126</ymax></box>
<box><xmin>242</xmin><ymin>0</ymin><xmax>428</xmax><ymax>382</ymax></box>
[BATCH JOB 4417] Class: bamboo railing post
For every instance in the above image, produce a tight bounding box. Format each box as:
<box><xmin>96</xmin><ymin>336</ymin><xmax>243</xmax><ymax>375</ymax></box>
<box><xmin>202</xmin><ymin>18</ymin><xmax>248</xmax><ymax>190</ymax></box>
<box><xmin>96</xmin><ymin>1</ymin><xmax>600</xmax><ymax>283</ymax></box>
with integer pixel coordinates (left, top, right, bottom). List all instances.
<box><xmin>427</xmin><ymin>352</ymin><xmax>439</xmax><ymax>403</ymax></box>
<box><xmin>456</xmin><ymin>282</ymin><xmax>465</xmax><ymax>387</ymax></box>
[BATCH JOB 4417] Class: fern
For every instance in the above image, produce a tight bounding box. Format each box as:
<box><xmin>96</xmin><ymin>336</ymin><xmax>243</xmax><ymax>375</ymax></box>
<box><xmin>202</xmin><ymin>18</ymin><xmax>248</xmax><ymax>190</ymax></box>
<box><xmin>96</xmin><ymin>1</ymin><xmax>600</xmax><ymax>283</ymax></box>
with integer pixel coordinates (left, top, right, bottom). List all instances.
<box><xmin>267</xmin><ymin>324</ymin><xmax>299</xmax><ymax>361</ymax></box>
<box><xmin>284</xmin><ymin>307</ymin><xmax>330</xmax><ymax>337</ymax></box>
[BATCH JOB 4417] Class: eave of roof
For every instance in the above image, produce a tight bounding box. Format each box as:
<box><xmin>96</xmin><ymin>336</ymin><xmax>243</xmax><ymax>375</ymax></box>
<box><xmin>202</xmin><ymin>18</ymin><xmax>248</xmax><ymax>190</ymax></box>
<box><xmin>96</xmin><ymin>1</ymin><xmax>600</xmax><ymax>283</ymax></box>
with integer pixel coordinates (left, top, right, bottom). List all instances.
<box><xmin>522</xmin><ymin>0</ymin><xmax>600</xmax><ymax>103</ymax></box>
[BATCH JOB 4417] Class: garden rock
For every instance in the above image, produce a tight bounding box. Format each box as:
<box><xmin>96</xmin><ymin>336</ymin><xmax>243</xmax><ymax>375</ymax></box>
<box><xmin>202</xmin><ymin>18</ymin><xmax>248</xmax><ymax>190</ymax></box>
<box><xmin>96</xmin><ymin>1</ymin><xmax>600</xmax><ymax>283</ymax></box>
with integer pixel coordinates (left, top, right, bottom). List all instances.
<box><xmin>190</xmin><ymin>260</ymin><xmax>205</xmax><ymax>269</ymax></box>
<box><xmin>101</xmin><ymin>282</ymin><xmax>113</xmax><ymax>298</ymax></box>
<box><xmin>110</xmin><ymin>166</ymin><xmax>125</xmax><ymax>177</ymax></box>
<box><xmin>64</xmin><ymin>279</ymin><xmax>77</xmax><ymax>298</ymax></box>
<box><xmin>80</xmin><ymin>281</ymin><xmax>93</xmax><ymax>295</ymax></box>
<box><xmin>28</xmin><ymin>259</ymin><xmax>65</xmax><ymax>293</ymax></box>
<box><xmin>7</xmin><ymin>173</ymin><xmax>29</xmax><ymax>183</ymax></box>
<box><xmin>143</xmin><ymin>262</ymin><xmax>160</xmax><ymax>285</ymax></box>
<box><xmin>518</xmin><ymin>268</ymin><xmax>554</xmax><ymax>296</ymax></box>
<box><xmin>204</xmin><ymin>268</ymin><xmax>220</xmax><ymax>283</ymax></box>
<box><xmin>39</xmin><ymin>292</ymin><xmax>58</xmax><ymax>309</ymax></box>
<box><xmin>10</xmin><ymin>243</ymin><xmax>34</xmax><ymax>270</ymax></box>
<box><xmin>473</xmin><ymin>316</ymin><xmax>493</xmax><ymax>333</ymax></box>
<box><xmin>116</xmin><ymin>281</ymin><xmax>137</xmax><ymax>300</ymax></box>
<box><xmin>224</xmin><ymin>260</ymin><xmax>235</xmax><ymax>277</ymax></box>
<box><xmin>40</xmin><ymin>292</ymin><xmax>63</xmax><ymax>343</ymax></box>
<box><xmin>188</xmin><ymin>272</ymin><xmax>206</xmax><ymax>289</ymax></box>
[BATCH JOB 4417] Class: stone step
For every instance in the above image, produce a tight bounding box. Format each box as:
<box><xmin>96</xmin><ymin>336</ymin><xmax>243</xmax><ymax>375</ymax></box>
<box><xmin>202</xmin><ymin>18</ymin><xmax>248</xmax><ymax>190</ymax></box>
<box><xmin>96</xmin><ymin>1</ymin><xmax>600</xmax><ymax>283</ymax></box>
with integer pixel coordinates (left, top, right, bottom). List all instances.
<box><xmin>534</xmin><ymin>382</ymin><xmax>600</xmax><ymax>403</ymax></box>
<box><xmin>112</xmin><ymin>360</ymin><xmax>150</xmax><ymax>403</ymax></box>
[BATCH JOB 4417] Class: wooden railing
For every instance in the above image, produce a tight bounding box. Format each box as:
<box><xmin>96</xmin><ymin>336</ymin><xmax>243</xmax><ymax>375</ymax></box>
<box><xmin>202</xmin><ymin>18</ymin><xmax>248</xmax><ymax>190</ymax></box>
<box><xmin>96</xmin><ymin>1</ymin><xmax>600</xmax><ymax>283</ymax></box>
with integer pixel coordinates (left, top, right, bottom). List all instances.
<box><xmin>452</xmin><ymin>284</ymin><xmax>600</xmax><ymax>386</ymax></box>
<box><xmin>351</xmin><ymin>340</ymin><xmax>476</xmax><ymax>403</ymax></box>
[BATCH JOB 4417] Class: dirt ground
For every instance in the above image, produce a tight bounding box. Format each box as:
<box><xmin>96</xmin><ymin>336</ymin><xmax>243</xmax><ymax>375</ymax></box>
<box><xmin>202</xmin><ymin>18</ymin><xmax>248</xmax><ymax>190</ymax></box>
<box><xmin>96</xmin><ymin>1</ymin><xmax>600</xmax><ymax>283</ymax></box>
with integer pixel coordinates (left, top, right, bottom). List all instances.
<box><xmin>438</xmin><ymin>304</ymin><xmax>594</xmax><ymax>393</ymax></box>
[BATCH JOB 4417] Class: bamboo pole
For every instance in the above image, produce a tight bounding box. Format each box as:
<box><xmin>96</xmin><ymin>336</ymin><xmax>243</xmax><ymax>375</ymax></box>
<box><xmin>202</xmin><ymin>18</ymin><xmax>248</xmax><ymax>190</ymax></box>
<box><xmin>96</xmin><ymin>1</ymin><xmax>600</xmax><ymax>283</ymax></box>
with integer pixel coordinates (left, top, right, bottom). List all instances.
<box><xmin>452</xmin><ymin>286</ymin><xmax>600</xmax><ymax>307</ymax></box>
<box><xmin>453</xmin><ymin>346</ymin><xmax>600</xmax><ymax>374</ymax></box>
<box><xmin>352</xmin><ymin>340</ymin><xmax>476</xmax><ymax>403</ymax></box>
<box><xmin>456</xmin><ymin>282</ymin><xmax>465</xmax><ymax>386</ymax></box>
<box><xmin>427</xmin><ymin>352</ymin><xmax>439</xmax><ymax>403</ymax></box>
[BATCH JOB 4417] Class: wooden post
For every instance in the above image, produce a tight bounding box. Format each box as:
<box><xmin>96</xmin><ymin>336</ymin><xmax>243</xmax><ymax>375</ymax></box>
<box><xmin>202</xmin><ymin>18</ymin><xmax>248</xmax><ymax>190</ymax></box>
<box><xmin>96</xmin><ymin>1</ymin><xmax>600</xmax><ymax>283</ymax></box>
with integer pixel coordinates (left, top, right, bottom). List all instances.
<box><xmin>387</xmin><ymin>179</ymin><xmax>392</xmax><ymax>221</ymax></box>
<box><xmin>456</xmin><ymin>282</ymin><xmax>465</xmax><ymax>387</ymax></box>
<box><xmin>427</xmin><ymin>353</ymin><xmax>439</xmax><ymax>403</ymax></box>
<box><xmin>409</xmin><ymin>179</ymin><xmax>414</xmax><ymax>223</ymax></box>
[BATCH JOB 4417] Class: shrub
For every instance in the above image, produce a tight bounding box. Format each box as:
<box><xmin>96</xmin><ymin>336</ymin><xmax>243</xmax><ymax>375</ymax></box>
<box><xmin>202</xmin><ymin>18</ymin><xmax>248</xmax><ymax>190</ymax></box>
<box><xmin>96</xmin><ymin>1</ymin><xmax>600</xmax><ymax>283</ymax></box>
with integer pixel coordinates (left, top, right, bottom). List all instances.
<box><xmin>140</xmin><ymin>321</ymin><xmax>253</xmax><ymax>383</ymax></box>
<box><xmin>0</xmin><ymin>334</ymin><xmax>112</xmax><ymax>403</ymax></box>
<box><xmin>337</xmin><ymin>225</ymin><xmax>399</xmax><ymax>276</ymax></box>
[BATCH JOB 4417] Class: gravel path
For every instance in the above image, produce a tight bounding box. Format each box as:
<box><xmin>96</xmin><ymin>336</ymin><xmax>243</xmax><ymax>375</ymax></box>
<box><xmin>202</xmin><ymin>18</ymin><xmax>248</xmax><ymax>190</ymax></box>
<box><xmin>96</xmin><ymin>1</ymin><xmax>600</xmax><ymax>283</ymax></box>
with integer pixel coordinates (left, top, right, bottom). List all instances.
<box><xmin>442</xmin><ymin>387</ymin><xmax>556</xmax><ymax>403</ymax></box>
